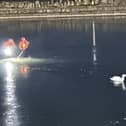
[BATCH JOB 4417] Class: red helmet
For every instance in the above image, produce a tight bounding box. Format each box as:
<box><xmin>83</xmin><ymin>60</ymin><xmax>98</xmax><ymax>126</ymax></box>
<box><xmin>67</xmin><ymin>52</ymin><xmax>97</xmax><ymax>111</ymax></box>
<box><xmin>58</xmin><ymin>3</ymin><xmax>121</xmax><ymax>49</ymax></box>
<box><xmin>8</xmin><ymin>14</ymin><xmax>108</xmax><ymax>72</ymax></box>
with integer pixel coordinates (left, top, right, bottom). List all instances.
<box><xmin>21</xmin><ymin>37</ymin><xmax>26</xmax><ymax>41</ymax></box>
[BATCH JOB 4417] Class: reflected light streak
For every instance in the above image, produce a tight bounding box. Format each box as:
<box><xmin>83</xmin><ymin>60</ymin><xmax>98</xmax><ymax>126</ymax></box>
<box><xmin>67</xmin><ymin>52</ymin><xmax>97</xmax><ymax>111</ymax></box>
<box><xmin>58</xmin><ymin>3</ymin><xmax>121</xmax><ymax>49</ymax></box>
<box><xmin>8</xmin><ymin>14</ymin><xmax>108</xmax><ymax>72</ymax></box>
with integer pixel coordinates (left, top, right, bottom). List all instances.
<box><xmin>93</xmin><ymin>46</ymin><xmax>97</xmax><ymax>65</ymax></box>
<box><xmin>3</xmin><ymin>62</ymin><xmax>21</xmax><ymax>126</ymax></box>
<box><xmin>92</xmin><ymin>21</ymin><xmax>97</xmax><ymax>66</ymax></box>
<box><xmin>113</xmin><ymin>82</ymin><xmax>126</xmax><ymax>91</ymax></box>
<box><xmin>5</xmin><ymin>62</ymin><xmax>15</xmax><ymax>82</ymax></box>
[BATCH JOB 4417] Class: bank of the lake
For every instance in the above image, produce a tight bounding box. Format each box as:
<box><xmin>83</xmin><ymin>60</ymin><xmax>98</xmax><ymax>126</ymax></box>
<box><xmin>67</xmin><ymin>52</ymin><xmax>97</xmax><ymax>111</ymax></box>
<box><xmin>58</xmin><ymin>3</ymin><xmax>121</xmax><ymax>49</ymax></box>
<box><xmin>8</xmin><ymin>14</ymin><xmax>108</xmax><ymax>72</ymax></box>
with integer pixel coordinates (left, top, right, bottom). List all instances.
<box><xmin>0</xmin><ymin>13</ymin><xmax>126</xmax><ymax>20</ymax></box>
<box><xmin>0</xmin><ymin>0</ymin><xmax>125</xmax><ymax>19</ymax></box>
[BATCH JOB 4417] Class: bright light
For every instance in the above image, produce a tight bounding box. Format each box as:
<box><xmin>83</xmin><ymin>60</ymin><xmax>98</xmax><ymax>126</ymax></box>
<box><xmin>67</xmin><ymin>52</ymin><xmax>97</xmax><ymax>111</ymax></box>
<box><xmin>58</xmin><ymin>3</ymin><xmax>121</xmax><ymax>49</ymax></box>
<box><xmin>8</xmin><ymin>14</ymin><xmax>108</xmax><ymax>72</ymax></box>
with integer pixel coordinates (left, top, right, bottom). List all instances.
<box><xmin>4</xmin><ymin>62</ymin><xmax>15</xmax><ymax>82</ymax></box>
<box><xmin>3</xmin><ymin>47</ymin><xmax>13</xmax><ymax>57</ymax></box>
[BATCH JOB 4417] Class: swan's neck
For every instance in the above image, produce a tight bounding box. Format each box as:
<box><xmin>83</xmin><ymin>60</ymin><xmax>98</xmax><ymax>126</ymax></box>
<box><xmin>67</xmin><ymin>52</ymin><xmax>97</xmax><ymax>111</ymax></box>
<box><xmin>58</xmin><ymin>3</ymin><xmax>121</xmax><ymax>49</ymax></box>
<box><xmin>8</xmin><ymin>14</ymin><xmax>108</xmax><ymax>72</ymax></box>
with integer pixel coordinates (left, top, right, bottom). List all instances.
<box><xmin>122</xmin><ymin>75</ymin><xmax>126</xmax><ymax>81</ymax></box>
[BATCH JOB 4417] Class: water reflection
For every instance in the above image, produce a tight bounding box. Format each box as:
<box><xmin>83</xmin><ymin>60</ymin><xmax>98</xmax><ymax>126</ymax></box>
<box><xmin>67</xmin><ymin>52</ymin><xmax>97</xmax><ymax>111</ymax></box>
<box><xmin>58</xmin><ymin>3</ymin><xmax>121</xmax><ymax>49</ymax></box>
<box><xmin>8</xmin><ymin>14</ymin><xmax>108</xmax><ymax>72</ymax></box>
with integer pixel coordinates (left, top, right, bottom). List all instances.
<box><xmin>92</xmin><ymin>21</ymin><xmax>97</xmax><ymax>66</ymax></box>
<box><xmin>1</xmin><ymin>62</ymin><xmax>31</xmax><ymax>126</ymax></box>
<box><xmin>112</xmin><ymin>81</ymin><xmax>126</xmax><ymax>91</ymax></box>
<box><xmin>2</xmin><ymin>62</ymin><xmax>21</xmax><ymax>126</ymax></box>
<box><xmin>1</xmin><ymin>19</ymin><xmax>91</xmax><ymax>33</ymax></box>
<box><xmin>1</xmin><ymin>18</ymin><xmax>126</xmax><ymax>37</ymax></box>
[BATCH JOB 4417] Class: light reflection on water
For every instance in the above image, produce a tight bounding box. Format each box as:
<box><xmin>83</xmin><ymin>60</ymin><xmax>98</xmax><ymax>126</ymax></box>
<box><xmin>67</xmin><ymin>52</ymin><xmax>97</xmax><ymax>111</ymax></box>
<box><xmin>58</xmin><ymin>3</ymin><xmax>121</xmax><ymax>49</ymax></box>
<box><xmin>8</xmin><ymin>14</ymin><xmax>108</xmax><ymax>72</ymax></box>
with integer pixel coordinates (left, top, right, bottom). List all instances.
<box><xmin>2</xmin><ymin>62</ymin><xmax>22</xmax><ymax>126</ymax></box>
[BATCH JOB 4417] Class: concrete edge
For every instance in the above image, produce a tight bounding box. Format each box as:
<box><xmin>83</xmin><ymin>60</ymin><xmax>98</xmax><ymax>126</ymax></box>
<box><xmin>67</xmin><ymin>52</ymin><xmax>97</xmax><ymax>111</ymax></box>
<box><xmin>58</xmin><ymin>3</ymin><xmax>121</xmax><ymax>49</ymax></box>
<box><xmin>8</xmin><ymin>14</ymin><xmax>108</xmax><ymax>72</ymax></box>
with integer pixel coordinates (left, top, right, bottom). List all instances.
<box><xmin>0</xmin><ymin>12</ymin><xmax>126</xmax><ymax>20</ymax></box>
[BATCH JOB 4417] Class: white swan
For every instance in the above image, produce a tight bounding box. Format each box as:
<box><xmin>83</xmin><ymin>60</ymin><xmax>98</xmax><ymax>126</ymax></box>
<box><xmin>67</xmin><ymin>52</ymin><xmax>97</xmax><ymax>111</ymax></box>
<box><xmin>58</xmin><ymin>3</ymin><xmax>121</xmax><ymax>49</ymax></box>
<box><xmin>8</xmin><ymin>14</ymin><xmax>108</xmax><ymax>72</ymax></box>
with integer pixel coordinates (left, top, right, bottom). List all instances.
<box><xmin>110</xmin><ymin>74</ymin><xmax>126</xmax><ymax>83</ymax></box>
<box><xmin>110</xmin><ymin>74</ymin><xmax>126</xmax><ymax>90</ymax></box>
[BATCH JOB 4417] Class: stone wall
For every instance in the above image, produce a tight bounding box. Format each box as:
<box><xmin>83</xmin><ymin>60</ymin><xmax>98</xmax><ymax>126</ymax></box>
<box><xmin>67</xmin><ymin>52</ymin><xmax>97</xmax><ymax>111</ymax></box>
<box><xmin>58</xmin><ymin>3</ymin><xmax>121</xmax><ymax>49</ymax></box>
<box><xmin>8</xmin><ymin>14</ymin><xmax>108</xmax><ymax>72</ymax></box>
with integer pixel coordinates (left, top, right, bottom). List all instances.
<box><xmin>0</xmin><ymin>0</ymin><xmax>125</xmax><ymax>16</ymax></box>
<box><xmin>0</xmin><ymin>0</ymin><xmax>125</xmax><ymax>8</ymax></box>
<box><xmin>0</xmin><ymin>0</ymin><xmax>122</xmax><ymax>9</ymax></box>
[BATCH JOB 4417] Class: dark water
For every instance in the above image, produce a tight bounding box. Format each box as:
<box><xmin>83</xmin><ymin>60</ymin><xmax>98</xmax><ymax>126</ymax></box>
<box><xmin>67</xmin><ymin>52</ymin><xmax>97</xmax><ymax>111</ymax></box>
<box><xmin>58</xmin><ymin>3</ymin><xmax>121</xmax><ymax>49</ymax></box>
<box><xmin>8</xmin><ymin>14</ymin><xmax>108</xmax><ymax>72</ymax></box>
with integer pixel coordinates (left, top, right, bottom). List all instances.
<box><xmin>0</xmin><ymin>18</ymin><xmax>126</xmax><ymax>126</ymax></box>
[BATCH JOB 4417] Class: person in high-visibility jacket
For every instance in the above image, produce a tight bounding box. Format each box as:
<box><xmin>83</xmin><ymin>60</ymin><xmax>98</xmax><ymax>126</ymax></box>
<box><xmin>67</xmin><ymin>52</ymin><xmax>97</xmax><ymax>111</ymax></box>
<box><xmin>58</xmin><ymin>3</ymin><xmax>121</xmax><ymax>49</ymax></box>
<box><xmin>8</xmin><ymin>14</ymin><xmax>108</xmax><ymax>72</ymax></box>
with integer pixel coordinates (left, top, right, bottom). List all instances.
<box><xmin>2</xmin><ymin>38</ymin><xmax>17</xmax><ymax>57</ymax></box>
<box><xmin>18</xmin><ymin>37</ymin><xmax>30</xmax><ymax>57</ymax></box>
<box><xmin>19</xmin><ymin>37</ymin><xmax>29</xmax><ymax>50</ymax></box>
<box><xmin>3</xmin><ymin>38</ymin><xmax>16</xmax><ymax>48</ymax></box>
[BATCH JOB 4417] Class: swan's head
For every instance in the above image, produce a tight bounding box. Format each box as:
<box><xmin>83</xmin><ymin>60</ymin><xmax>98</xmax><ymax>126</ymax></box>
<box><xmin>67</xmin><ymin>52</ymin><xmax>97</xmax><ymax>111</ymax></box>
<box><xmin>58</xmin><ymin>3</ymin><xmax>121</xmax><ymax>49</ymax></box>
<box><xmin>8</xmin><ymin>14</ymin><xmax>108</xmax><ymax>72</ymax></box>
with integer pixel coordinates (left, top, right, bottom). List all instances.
<box><xmin>122</xmin><ymin>74</ymin><xmax>126</xmax><ymax>78</ymax></box>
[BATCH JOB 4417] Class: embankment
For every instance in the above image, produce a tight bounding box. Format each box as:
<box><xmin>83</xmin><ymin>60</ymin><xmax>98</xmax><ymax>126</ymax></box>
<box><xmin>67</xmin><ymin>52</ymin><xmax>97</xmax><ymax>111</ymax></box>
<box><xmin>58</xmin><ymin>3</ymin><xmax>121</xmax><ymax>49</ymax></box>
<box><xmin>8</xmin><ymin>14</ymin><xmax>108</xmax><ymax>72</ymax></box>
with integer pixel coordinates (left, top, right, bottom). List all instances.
<box><xmin>0</xmin><ymin>1</ymin><xmax>125</xmax><ymax>19</ymax></box>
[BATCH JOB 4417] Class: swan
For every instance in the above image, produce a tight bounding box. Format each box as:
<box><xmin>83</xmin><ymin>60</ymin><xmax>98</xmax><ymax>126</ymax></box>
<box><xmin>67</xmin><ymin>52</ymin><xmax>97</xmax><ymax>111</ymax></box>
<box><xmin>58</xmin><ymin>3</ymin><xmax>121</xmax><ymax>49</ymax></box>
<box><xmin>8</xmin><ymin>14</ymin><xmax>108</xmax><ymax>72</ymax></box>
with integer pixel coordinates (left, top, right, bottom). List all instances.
<box><xmin>110</xmin><ymin>74</ymin><xmax>126</xmax><ymax>90</ymax></box>
<box><xmin>110</xmin><ymin>74</ymin><xmax>126</xmax><ymax>83</ymax></box>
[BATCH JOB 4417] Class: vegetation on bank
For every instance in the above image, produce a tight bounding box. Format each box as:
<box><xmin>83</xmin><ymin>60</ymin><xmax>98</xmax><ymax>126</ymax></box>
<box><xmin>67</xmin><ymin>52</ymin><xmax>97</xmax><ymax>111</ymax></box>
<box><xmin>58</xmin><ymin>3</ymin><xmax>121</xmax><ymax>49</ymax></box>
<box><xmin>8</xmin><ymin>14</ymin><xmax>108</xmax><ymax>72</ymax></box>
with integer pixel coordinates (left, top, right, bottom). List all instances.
<box><xmin>0</xmin><ymin>0</ymin><xmax>125</xmax><ymax>9</ymax></box>
<box><xmin>0</xmin><ymin>0</ymin><xmax>124</xmax><ymax>17</ymax></box>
